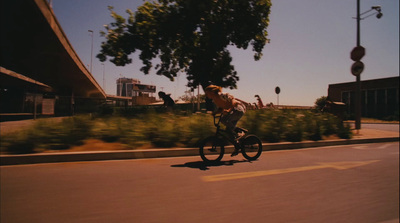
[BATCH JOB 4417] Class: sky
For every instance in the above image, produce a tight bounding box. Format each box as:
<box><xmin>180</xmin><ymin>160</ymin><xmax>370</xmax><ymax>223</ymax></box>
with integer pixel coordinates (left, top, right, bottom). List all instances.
<box><xmin>51</xmin><ymin>0</ymin><xmax>399</xmax><ymax>106</ymax></box>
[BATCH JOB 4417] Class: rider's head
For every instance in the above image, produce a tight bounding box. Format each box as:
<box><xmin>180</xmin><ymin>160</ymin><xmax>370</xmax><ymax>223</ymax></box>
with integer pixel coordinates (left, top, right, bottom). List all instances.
<box><xmin>158</xmin><ymin>91</ymin><xmax>166</xmax><ymax>98</ymax></box>
<box><xmin>205</xmin><ymin>85</ymin><xmax>222</xmax><ymax>99</ymax></box>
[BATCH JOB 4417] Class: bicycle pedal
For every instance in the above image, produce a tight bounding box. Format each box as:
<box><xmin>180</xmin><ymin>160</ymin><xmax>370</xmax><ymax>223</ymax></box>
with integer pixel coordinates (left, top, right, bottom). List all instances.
<box><xmin>231</xmin><ymin>149</ymin><xmax>239</xmax><ymax>157</ymax></box>
<box><xmin>235</xmin><ymin>132</ymin><xmax>245</xmax><ymax>141</ymax></box>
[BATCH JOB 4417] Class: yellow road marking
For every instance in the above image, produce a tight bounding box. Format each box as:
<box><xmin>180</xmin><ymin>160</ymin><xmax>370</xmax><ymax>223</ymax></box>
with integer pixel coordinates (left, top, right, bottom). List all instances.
<box><xmin>377</xmin><ymin>144</ymin><xmax>392</xmax><ymax>149</ymax></box>
<box><xmin>202</xmin><ymin>160</ymin><xmax>380</xmax><ymax>182</ymax></box>
<box><xmin>353</xmin><ymin>145</ymin><xmax>368</xmax><ymax>150</ymax></box>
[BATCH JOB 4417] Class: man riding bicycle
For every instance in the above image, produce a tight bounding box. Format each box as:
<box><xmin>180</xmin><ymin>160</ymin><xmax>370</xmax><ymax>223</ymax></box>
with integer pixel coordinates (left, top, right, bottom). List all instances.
<box><xmin>204</xmin><ymin>85</ymin><xmax>248</xmax><ymax>156</ymax></box>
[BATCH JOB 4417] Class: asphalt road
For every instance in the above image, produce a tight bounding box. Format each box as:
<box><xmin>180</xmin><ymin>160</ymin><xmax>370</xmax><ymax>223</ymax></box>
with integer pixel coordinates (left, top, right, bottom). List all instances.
<box><xmin>1</xmin><ymin>142</ymin><xmax>399</xmax><ymax>223</ymax></box>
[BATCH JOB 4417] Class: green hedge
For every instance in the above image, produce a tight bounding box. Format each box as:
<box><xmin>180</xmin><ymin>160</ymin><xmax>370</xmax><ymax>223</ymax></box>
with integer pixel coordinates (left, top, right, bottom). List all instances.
<box><xmin>0</xmin><ymin>110</ymin><xmax>352</xmax><ymax>154</ymax></box>
<box><xmin>240</xmin><ymin>110</ymin><xmax>352</xmax><ymax>142</ymax></box>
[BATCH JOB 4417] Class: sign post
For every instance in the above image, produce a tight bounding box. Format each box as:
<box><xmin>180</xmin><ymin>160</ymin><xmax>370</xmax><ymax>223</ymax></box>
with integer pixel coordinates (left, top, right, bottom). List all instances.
<box><xmin>351</xmin><ymin>1</ymin><xmax>382</xmax><ymax>131</ymax></box>
<box><xmin>351</xmin><ymin>61</ymin><xmax>364</xmax><ymax>76</ymax></box>
<box><xmin>275</xmin><ymin>86</ymin><xmax>280</xmax><ymax>108</ymax></box>
<box><xmin>350</xmin><ymin>46</ymin><xmax>365</xmax><ymax>61</ymax></box>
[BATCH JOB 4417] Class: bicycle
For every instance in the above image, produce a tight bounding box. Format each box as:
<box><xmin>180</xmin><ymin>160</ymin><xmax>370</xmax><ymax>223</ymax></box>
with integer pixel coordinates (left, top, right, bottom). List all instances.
<box><xmin>199</xmin><ymin>115</ymin><xmax>263</xmax><ymax>162</ymax></box>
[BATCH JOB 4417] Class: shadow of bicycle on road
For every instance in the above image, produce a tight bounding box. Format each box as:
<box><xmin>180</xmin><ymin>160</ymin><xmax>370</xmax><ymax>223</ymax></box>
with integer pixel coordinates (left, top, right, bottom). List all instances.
<box><xmin>171</xmin><ymin>159</ymin><xmax>255</xmax><ymax>171</ymax></box>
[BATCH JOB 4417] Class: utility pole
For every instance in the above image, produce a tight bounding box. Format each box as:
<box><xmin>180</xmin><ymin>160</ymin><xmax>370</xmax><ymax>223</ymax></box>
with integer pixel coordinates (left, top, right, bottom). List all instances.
<box><xmin>275</xmin><ymin>86</ymin><xmax>280</xmax><ymax>108</ymax></box>
<box><xmin>351</xmin><ymin>1</ymin><xmax>382</xmax><ymax>131</ymax></box>
<box><xmin>355</xmin><ymin>0</ymin><xmax>361</xmax><ymax>131</ymax></box>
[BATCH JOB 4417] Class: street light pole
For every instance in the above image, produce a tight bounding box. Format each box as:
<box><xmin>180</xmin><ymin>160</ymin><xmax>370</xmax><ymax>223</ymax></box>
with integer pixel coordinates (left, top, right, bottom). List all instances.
<box><xmin>88</xmin><ymin>30</ymin><xmax>93</xmax><ymax>74</ymax></box>
<box><xmin>352</xmin><ymin>2</ymin><xmax>382</xmax><ymax>131</ymax></box>
<box><xmin>355</xmin><ymin>0</ymin><xmax>361</xmax><ymax>131</ymax></box>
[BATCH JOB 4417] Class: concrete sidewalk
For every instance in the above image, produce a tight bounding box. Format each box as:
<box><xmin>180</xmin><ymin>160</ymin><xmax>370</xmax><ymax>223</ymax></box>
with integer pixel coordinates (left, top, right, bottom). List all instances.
<box><xmin>1</xmin><ymin>128</ymin><xmax>398</xmax><ymax>166</ymax></box>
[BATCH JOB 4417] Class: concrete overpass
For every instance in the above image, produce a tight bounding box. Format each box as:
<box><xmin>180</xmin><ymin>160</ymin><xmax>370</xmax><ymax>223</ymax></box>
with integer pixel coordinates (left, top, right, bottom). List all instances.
<box><xmin>1</xmin><ymin>0</ymin><xmax>105</xmax><ymax>99</ymax></box>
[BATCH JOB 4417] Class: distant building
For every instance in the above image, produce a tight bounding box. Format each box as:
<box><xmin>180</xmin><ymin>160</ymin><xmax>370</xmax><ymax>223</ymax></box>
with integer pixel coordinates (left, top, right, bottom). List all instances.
<box><xmin>116</xmin><ymin>78</ymin><xmax>157</xmax><ymax>105</ymax></box>
<box><xmin>328</xmin><ymin>76</ymin><xmax>399</xmax><ymax>119</ymax></box>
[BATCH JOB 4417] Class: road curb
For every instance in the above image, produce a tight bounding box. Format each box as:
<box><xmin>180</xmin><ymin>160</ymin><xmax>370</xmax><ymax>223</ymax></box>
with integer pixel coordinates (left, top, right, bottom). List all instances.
<box><xmin>1</xmin><ymin>137</ymin><xmax>398</xmax><ymax>166</ymax></box>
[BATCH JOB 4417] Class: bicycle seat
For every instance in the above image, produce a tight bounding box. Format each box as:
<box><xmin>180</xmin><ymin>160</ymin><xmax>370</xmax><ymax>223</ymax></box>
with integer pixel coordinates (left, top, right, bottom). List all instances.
<box><xmin>234</xmin><ymin>127</ymin><xmax>248</xmax><ymax>133</ymax></box>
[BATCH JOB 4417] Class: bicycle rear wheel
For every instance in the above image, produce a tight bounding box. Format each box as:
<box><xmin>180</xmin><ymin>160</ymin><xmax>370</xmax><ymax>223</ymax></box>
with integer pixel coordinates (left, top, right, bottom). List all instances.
<box><xmin>199</xmin><ymin>136</ymin><xmax>224</xmax><ymax>162</ymax></box>
<box><xmin>241</xmin><ymin>135</ymin><xmax>262</xmax><ymax>161</ymax></box>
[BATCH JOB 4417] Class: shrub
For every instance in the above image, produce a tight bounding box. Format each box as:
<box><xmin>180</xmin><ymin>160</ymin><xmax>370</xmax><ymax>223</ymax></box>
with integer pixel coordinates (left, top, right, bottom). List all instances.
<box><xmin>118</xmin><ymin>118</ymin><xmax>150</xmax><ymax>148</ymax></box>
<box><xmin>0</xmin><ymin>131</ymin><xmax>36</xmax><ymax>154</ymax></box>
<box><xmin>0</xmin><ymin>109</ymin><xmax>354</xmax><ymax>154</ymax></box>
<box><xmin>97</xmin><ymin>104</ymin><xmax>114</xmax><ymax>115</ymax></box>
<box><xmin>31</xmin><ymin>116</ymin><xmax>92</xmax><ymax>150</ymax></box>
<box><xmin>240</xmin><ymin>110</ymin><xmax>265</xmax><ymax>134</ymax></box>
<box><xmin>321</xmin><ymin>114</ymin><xmax>338</xmax><ymax>136</ymax></box>
<box><xmin>92</xmin><ymin>117</ymin><xmax>126</xmax><ymax>142</ymax></box>
<box><xmin>302</xmin><ymin>112</ymin><xmax>323</xmax><ymax>141</ymax></box>
<box><xmin>0</xmin><ymin>115</ymin><xmax>93</xmax><ymax>153</ymax></box>
<box><xmin>284</xmin><ymin>116</ymin><xmax>304</xmax><ymax>142</ymax></box>
<box><xmin>183</xmin><ymin>114</ymin><xmax>214</xmax><ymax>147</ymax></box>
<box><xmin>241</xmin><ymin>110</ymin><xmax>287</xmax><ymax>143</ymax></box>
<box><xmin>336</xmin><ymin>121</ymin><xmax>353</xmax><ymax>139</ymax></box>
<box><xmin>147</xmin><ymin>114</ymin><xmax>180</xmax><ymax>147</ymax></box>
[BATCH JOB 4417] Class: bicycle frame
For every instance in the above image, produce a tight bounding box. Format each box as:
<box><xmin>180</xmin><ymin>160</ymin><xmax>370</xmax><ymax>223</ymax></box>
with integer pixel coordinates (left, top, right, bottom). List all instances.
<box><xmin>212</xmin><ymin>115</ymin><xmax>242</xmax><ymax>149</ymax></box>
<box><xmin>199</xmin><ymin>115</ymin><xmax>263</xmax><ymax>162</ymax></box>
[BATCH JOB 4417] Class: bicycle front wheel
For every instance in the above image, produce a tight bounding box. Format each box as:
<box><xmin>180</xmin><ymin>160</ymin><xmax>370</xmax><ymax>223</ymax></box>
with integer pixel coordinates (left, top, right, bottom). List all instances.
<box><xmin>241</xmin><ymin>135</ymin><xmax>262</xmax><ymax>161</ymax></box>
<box><xmin>199</xmin><ymin>136</ymin><xmax>224</xmax><ymax>162</ymax></box>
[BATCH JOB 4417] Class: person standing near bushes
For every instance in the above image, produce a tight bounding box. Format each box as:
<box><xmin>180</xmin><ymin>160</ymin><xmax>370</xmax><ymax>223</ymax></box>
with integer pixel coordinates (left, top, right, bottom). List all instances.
<box><xmin>158</xmin><ymin>91</ymin><xmax>175</xmax><ymax>111</ymax></box>
<box><xmin>255</xmin><ymin>95</ymin><xmax>264</xmax><ymax>109</ymax></box>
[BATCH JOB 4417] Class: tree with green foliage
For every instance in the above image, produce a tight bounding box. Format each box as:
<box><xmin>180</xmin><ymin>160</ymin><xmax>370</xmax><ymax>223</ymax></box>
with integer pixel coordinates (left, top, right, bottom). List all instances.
<box><xmin>314</xmin><ymin>96</ymin><xmax>328</xmax><ymax>111</ymax></box>
<box><xmin>97</xmin><ymin>0</ymin><xmax>272</xmax><ymax>90</ymax></box>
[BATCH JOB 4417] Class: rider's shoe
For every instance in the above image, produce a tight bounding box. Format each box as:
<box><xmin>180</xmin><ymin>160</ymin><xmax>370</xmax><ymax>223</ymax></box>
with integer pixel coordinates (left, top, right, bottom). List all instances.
<box><xmin>231</xmin><ymin>149</ymin><xmax>239</xmax><ymax>157</ymax></box>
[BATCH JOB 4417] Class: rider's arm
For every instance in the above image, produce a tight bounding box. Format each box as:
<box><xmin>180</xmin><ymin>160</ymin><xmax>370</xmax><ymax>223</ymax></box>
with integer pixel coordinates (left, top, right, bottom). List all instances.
<box><xmin>212</xmin><ymin>107</ymin><xmax>223</xmax><ymax>116</ymax></box>
<box><xmin>235</xmin><ymin>98</ymin><xmax>250</xmax><ymax>106</ymax></box>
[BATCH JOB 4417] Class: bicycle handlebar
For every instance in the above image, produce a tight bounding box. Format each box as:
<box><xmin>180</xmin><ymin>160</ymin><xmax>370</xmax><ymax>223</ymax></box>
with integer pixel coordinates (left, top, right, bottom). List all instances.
<box><xmin>213</xmin><ymin>114</ymin><xmax>222</xmax><ymax>127</ymax></box>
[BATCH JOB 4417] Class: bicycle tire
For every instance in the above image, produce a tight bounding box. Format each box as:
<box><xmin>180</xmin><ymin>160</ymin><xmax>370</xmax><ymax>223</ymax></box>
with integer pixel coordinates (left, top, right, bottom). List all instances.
<box><xmin>241</xmin><ymin>135</ymin><xmax>262</xmax><ymax>161</ymax></box>
<box><xmin>199</xmin><ymin>136</ymin><xmax>224</xmax><ymax>162</ymax></box>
